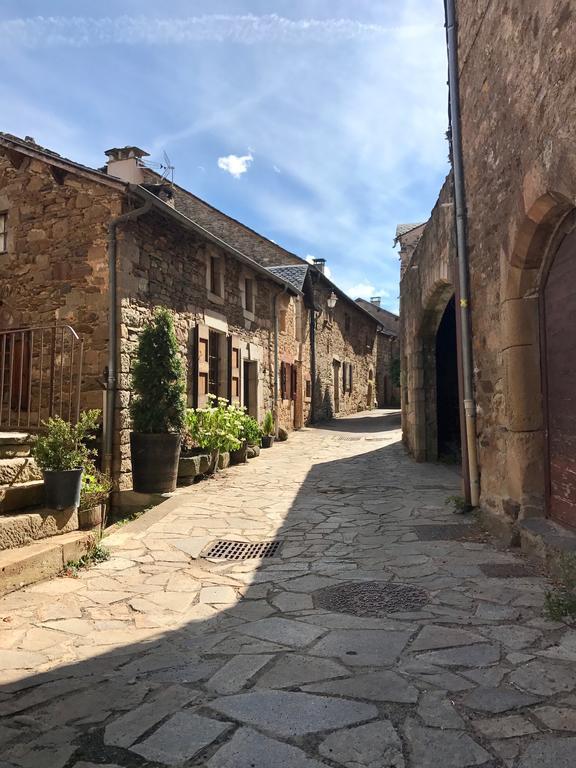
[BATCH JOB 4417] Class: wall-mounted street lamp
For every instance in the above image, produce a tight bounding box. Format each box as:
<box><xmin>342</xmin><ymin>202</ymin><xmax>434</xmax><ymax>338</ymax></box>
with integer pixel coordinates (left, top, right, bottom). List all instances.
<box><xmin>327</xmin><ymin>292</ymin><xmax>338</xmax><ymax>310</ymax></box>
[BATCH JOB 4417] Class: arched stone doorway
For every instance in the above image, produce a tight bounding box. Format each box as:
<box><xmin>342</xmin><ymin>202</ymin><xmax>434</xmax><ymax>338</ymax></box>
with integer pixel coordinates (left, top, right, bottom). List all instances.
<box><xmin>502</xmin><ymin>193</ymin><xmax>576</xmax><ymax>525</ymax></box>
<box><xmin>413</xmin><ymin>281</ymin><xmax>461</xmax><ymax>463</ymax></box>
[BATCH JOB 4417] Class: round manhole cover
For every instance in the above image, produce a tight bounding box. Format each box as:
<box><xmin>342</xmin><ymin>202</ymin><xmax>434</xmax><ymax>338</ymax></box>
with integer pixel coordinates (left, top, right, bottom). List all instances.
<box><xmin>313</xmin><ymin>581</ymin><xmax>429</xmax><ymax>616</ymax></box>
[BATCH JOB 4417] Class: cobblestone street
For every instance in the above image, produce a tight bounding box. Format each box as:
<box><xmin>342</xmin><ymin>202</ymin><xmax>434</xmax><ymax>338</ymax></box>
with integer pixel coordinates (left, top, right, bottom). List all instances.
<box><xmin>1</xmin><ymin>411</ymin><xmax>575</xmax><ymax>767</ymax></box>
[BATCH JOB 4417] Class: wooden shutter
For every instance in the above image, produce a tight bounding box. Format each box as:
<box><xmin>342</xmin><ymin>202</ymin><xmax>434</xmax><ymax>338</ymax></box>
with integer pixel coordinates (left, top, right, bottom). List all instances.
<box><xmin>228</xmin><ymin>335</ymin><xmax>241</xmax><ymax>405</ymax></box>
<box><xmin>291</xmin><ymin>364</ymin><xmax>297</xmax><ymax>401</ymax></box>
<box><xmin>342</xmin><ymin>363</ymin><xmax>347</xmax><ymax>394</ymax></box>
<box><xmin>349</xmin><ymin>364</ymin><xmax>353</xmax><ymax>393</ymax></box>
<box><xmin>280</xmin><ymin>362</ymin><xmax>287</xmax><ymax>400</ymax></box>
<box><xmin>195</xmin><ymin>324</ymin><xmax>210</xmax><ymax>408</ymax></box>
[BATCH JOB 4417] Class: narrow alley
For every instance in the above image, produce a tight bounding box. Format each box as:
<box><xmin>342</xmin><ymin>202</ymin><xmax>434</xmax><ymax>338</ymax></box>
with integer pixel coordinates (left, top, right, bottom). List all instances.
<box><xmin>1</xmin><ymin>411</ymin><xmax>575</xmax><ymax>768</ymax></box>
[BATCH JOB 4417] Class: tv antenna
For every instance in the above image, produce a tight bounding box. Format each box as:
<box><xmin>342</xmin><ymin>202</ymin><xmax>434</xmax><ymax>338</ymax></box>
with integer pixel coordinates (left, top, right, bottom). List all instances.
<box><xmin>142</xmin><ymin>150</ymin><xmax>175</xmax><ymax>184</ymax></box>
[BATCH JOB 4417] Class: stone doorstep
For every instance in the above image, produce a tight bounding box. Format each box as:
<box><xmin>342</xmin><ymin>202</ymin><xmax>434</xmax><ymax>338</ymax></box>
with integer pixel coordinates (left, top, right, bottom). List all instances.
<box><xmin>0</xmin><ymin>529</ymin><xmax>96</xmax><ymax>596</ymax></box>
<box><xmin>0</xmin><ymin>480</ymin><xmax>45</xmax><ymax>513</ymax></box>
<box><xmin>0</xmin><ymin>456</ymin><xmax>42</xmax><ymax>485</ymax></box>
<box><xmin>519</xmin><ymin>518</ymin><xmax>576</xmax><ymax>576</ymax></box>
<box><xmin>0</xmin><ymin>507</ymin><xmax>79</xmax><ymax>551</ymax></box>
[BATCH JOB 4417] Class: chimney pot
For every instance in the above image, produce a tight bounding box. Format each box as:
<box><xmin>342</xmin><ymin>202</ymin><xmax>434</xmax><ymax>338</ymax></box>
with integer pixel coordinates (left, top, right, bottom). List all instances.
<box><xmin>312</xmin><ymin>258</ymin><xmax>326</xmax><ymax>274</ymax></box>
<box><xmin>105</xmin><ymin>146</ymin><xmax>149</xmax><ymax>183</ymax></box>
<box><xmin>370</xmin><ymin>296</ymin><xmax>381</xmax><ymax>306</ymax></box>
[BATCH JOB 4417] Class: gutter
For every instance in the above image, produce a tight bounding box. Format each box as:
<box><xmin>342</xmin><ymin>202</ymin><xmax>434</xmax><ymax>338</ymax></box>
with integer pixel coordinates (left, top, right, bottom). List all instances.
<box><xmin>103</xmin><ymin>198</ymin><xmax>153</xmax><ymax>476</ymax></box>
<box><xmin>444</xmin><ymin>0</ymin><xmax>480</xmax><ymax>506</ymax></box>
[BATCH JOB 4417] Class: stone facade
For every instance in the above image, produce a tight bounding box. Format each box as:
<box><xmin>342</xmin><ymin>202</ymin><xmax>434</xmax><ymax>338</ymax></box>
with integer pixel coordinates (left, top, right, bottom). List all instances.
<box><xmin>400</xmin><ymin>1</ymin><xmax>576</xmax><ymax>540</ymax></box>
<box><xmin>356</xmin><ymin>299</ymin><xmax>400</xmax><ymax>408</ymax></box>
<box><xmin>0</xmin><ymin>134</ymin><xmax>381</xmax><ymax>493</ymax></box>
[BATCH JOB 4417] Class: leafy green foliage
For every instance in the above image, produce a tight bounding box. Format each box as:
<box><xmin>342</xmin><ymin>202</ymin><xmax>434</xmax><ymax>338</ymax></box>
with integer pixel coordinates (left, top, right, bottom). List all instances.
<box><xmin>545</xmin><ymin>552</ymin><xmax>576</xmax><ymax>620</ymax></box>
<box><xmin>241</xmin><ymin>415</ymin><xmax>261</xmax><ymax>446</ymax></box>
<box><xmin>262</xmin><ymin>411</ymin><xmax>275</xmax><ymax>436</ymax></box>
<box><xmin>80</xmin><ymin>463</ymin><xmax>112</xmax><ymax>512</ymax></box>
<box><xmin>445</xmin><ymin>494</ymin><xmax>473</xmax><ymax>514</ymax></box>
<box><xmin>390</xmin><ymin>357</ymin><xmax>401</xmax><ymax>388</ymax></box>
<box><xmin>185</xmin><ymin>395</ymin><xmax>243</xmax><ymax>453</ymax></box>
<box><xmin>130</xmin><ymin>308</ymin><xmax>186</xmax><ymax>434</ymax></box>
<box><xmin>31</xmin><ymin>410</ymin><xmax>101</xmax><ymax>472</ymax></box>
<box><xmin>63</xmin><ymin>543</ymin><xmax>110</xmax><ymax>577</ymax></box>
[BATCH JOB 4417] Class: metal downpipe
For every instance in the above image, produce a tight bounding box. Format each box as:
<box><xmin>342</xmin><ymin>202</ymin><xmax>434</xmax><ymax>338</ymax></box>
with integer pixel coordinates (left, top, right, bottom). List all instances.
<box><xmin>444</xmin><ymin>0</ymin><xmax>480</xmax><ymax>506</ymax></box>
<box><xmin>103</xmin><ymin>198</ymin><xmax>152</xmax><ymax>476</ymax></box>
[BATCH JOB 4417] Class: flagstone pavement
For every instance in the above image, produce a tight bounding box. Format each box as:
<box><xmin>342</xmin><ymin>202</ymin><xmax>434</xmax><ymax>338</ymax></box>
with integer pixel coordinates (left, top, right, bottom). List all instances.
<box><xmin>1</xmin><ymin>410</ymin><xmax>576</xmax><ymax>767</ymax></box>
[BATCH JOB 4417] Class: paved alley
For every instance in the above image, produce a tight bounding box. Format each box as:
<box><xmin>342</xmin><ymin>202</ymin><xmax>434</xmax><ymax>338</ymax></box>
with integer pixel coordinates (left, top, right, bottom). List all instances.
<box><xmin>1</xmin><ymin>411</ymin><xmax>575</xmax><ymax>767</ymax></box>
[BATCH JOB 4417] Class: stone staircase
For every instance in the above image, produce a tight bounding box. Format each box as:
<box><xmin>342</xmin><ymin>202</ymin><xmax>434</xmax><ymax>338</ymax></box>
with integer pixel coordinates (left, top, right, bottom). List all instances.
<box><xmin>0</xmin><ymin>432</ymin><xmax>93</xmax><ymax>595</ymax></box>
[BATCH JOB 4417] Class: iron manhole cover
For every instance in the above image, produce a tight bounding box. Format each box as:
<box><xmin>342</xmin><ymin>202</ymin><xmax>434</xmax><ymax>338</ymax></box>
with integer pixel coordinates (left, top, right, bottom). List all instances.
<box><xmin>479</xmin><ymin>563</ymin><xmax>538</xmax><ymax>578</ymax></box>
<box><xmin>313</xmin><ymin>581</ymin><xmax>429</xmax><ymax>616</ymax></box>
<box><xmin>202</xmin><ymin>540</ymin><xmax>282</xmax><ymax>560</ymax></box>
<box><xmin>413</xmin><ymin>524</ymin><xmax>479</xmax><ymax>541</ymax></box>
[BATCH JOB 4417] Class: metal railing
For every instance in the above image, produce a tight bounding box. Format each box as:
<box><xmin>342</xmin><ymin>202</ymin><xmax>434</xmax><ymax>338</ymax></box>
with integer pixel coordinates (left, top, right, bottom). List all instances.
<box><xmin>0</xmin><ymin>325</ymin><xmax>84</xmax><ymax>430</ymax></box>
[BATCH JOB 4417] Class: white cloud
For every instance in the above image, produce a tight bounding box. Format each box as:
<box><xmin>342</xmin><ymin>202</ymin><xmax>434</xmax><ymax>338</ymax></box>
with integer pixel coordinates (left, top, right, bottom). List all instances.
<box><xmin>217</xmin><ymin>152</ymin><xmax>254</xmax><ymax>179</ymax></box>
<box><xmin>0</xmin><ymin>14</ymin><xmax>437</xmax><ymax>48</ymax></box>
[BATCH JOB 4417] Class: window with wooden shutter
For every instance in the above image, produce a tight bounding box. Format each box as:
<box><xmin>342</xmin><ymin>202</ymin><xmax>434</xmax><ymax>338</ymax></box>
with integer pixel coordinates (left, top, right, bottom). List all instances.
<box><xmin>195</xmin><ymin>324</ymin><xmax>210</xmax><ymax>408</ymax></box>
<box><xmin>291</xmin><ymin>364</ymin><xmax>297</xmax><ymax>401</ymax></box>
<box><xmin>228</xmin><ymin>335</ymin><xmax>241</xmax><ymax>405</ymax></box>
<box><xmin>348</xmin><ymin>364</ymin><xmax>353</xmax><ymax>393</ymax></box>
<box><xmin>342</xmin><ymin>363</ymin><xmax>347</xmax><ymax>394</ymax></box>
<box><xmin>280</xmin><ymin>362</ymin><xmax>287</xmax><ymax>400</ymax></box>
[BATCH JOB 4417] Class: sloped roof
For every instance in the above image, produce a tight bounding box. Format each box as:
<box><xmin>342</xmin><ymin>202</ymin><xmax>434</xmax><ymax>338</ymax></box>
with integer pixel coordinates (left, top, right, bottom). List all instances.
<box><xmin>268</xmin><ymin>264</ymin><xmax>310</xmax><ymax>291</ymax></box>
<box><xmin>355</xmin><ymin>299</ymin><xmax>399</xmax><ymax>336</ymax></box>
<box><xmin>395</xmin><ymin>222</ymin><xmax>426</xmax><ymax>239</ymax></box>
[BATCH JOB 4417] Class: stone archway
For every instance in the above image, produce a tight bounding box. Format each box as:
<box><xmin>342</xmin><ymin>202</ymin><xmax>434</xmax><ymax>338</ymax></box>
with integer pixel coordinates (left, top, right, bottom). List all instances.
<box><xmin>412</xmin><ymin>280</ymin><xmax>456</xmax><ymax>462</ymax></box>
<box><xmin>502</xmin><ymin>192</ymin><xmax>576</xmax><ymax>522</ymax></box>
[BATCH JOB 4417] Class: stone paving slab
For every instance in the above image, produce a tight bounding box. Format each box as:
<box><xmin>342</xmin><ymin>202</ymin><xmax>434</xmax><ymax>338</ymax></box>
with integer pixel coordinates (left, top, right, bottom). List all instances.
<box><xmin>0</xmin><ymin>411</ymin><xmax>575</xmax><ymax>766</ymax></box>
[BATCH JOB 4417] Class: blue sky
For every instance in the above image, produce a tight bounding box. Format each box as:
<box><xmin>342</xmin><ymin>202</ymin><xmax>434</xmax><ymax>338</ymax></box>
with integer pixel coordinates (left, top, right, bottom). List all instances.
<box><xmin>0</xmin><ymin>1</ymin><xmax>449</xmax><ymax>313</ymax></box>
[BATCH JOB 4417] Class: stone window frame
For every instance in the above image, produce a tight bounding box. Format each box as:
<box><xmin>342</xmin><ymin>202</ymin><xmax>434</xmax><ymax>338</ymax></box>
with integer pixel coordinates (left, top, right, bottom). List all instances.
<box><xmin>240</xmin><ymin>270</ymin><xmax>257</xmax><ymax>320</ymax></box>
<box><xmin>205</xmin><ymin>249</ymin><xmax>225</xmax><ymax>306</ymax></box>
<box><xmin>0</xmin><ymin>211</ymin><xmax>7</xmax><ymax>253</ymax></box>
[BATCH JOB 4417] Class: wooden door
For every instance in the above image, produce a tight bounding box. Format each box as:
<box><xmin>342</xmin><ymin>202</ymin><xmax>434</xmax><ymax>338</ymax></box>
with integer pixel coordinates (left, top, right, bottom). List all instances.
<box><xmin>542</xmin><ymin>229</ymin><xmax>576</xmax><ymax>529</ymax></box>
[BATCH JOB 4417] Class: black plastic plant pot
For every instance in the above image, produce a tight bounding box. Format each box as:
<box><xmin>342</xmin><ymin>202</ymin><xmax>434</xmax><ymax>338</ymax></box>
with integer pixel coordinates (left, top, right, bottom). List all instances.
<box><xmin>261</xmin><ymin>435</ymin><xmax>275</xmax><ymax>448</ymax></box>
<box><xmin>230</xmin><ymin>441</ymin><xmax>248</xmax><ymax>464</ymax></box>
<box><xmin>130</xmin><ymin>432</ymin><xmax>181</xmax><ymax>493</ymax></box>
<box><xmin>43</xmin><ymin>468</ymin><xmax>83</xmax><ymax>510</ymax></box>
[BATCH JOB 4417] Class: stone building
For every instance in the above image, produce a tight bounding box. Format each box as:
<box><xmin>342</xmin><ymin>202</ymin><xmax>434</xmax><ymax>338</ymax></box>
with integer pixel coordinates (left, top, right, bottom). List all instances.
<box><xmin>400</xmin><ymin>0</ymin><xmax>576</xmax><ymax>551</ymax></box>
<box><xmin>356</xmin><ymin>297</ymin><xmax>400</xmax><ymax>407</ymax></box>
<box><xmin>0</xmin><ymin>133</ymin><xmax>381</xmax><ymax>493</ymax></box>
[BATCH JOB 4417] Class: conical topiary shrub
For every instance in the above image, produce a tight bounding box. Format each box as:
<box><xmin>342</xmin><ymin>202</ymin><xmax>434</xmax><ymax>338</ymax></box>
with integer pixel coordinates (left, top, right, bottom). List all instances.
<box><xmin>129</xmin><ymin>308</ymin><xmax>186</xmax><ymax>493</ymax></box>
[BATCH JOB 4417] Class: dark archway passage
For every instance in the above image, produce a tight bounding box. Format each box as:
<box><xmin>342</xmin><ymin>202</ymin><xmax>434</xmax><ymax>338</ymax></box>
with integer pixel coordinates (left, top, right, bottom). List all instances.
<box><xmin>435</xmin><ymin>295</ymin><xmax>461</xmax><ymax>462</ymax></box>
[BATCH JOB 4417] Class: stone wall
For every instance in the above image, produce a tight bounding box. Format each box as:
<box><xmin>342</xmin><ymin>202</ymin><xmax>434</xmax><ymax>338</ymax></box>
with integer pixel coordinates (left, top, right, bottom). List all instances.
<box><xmin>0</xmin><ymin>153</ymin><xmax>122</xmax><ymax>419</ymax></box>
<box><xmin>312</xmin><ymin>279</ymin><xmax>379</xmax><ymax>420</ymax></box>
<box><xmin>115</xmin><ymin>210</ymin><xmax>308</xmax><ymax>487</ymax></box>
<box><xmin>401</xmin><ymin>1</ymin><xmax>576</xmax><ymax>536</ymax></box>
<box><xmin>376</xmin><ymin>334</ymin><xmax>400</xmax><ymax>408</ymax></box>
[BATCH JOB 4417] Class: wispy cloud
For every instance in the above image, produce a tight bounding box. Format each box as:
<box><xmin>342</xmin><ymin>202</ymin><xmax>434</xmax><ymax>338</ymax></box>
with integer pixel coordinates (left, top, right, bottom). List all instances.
<box><xmin>217</xmin><ymin>152</ymin><xmax>254</xmax><ymax>179</ymax></box>
<box><xmin>1</xmin><ymin>14</ymin><xmax>438</xmax><ymax>48</ymax></box>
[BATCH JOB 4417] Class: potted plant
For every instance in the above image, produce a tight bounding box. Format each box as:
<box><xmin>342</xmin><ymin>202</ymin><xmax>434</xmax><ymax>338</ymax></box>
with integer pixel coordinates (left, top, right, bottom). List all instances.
<box><xmin>31</xmin><ymin>410</ymin><xmax>101</xmax><ymax>510</ymax></box>
<box><xmin>79</xmin><ymin>463</ymin><xmax>113</xmax><ymax>530</ymax></box>
<box><xmin>261</xmin><ymin>411</ymin><xmax>275</xmax><ymax>448</ymax></box>
<box><xmin>130</xmin><ymin>308</ymin><xmax>186</xmax><ymax>493</ymax></box>
<box><xmin>185</xmin><ymin>395</ymin><xmax>242</xmax><ymax>474</ymax></box>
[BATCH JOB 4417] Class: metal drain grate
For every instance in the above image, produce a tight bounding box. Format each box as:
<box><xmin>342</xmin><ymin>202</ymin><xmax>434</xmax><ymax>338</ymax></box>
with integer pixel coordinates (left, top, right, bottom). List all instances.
<box><xmin>413</xmin><ymin>524</ymin><xmax>480</xmax><ymax>541</ymax></box>
<box><xmin>479</xmin><ymin>563</ymin><xmax>538</xmax><ymax>578</ymax></box>
<box><xmin>314</xmin><ymin>581</ymin><xmax>429</xmax><ymax>616</ymax></box>
<box><xmin>202</xmin><ymin>540</ymin><xmax>282</xmax><ymax>560</ymax></box>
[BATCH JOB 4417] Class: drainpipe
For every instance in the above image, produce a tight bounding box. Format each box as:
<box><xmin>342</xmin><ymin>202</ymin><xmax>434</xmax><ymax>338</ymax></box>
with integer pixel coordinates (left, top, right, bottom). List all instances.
<box><xmin>272</xmin><ymin>287</ymin><xmax>289</xmax><ymax>436</ymax></box>
<box><xmin>444</xmin><ymin>0</ymin><xmax>480</xmax><ymax>507</ymax></box>
<box><xmin>309</xmin><ymin>306</ymin><xmax>317</xmax><ymax>423</ymax></box>
<box><xmin>103</xmin><ymin>198</ymin><xmax>152</xmax><ymax>476</ymax></box>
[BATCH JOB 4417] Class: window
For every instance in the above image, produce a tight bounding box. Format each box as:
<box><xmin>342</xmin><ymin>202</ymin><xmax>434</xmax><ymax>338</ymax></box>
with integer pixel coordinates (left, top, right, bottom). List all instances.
<box><xmin>209</xmin><ymin>256</ymin><xmax>220</xmax><ymax>296</ymax></box>
<box><xmin>344</xmin><ymin>313</ymin><xmax>351</xmax><ymax>333</ymax></box>
<box><xmin>305</xmin><ymin>378</ymin><xmax>312</xmax><ymax>401</ymax></box>
<box><xmin>244</xmin><ymin>277</ymin><xmax>255</xmax><ymax>314</ymax></box>
<box><xmin>208</xmin><ymin>330</ymin><xmax>221</xmax><ymax>395</ymax></box>
<box><xmin>0</xmin><ymin>213</ymin><xmax>6</xmax><ymax>253</ymax></box>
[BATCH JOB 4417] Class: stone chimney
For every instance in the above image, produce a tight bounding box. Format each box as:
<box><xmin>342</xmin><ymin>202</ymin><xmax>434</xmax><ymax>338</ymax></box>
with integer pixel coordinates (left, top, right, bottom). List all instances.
<box><xmin>105</xmin><ymin>146</ymin><xmax>149</xmax><ymax>184</ymax></box>
<box><xmin>312</xmin><ymin>258</ymin><xmax>326</xmax><ymax>274</ymax></box>
<box><xmin>370</xmin><ymin>297</ymin><xmax>381</xmax><ymax>307</ymax></box>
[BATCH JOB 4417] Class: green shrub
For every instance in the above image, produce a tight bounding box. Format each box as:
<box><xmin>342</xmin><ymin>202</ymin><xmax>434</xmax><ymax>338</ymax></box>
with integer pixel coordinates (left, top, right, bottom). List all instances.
<box><xmin>262</xmin><ymin>411</ymin><xmax>275</xmax><ymax>436</ymax></box>
<box><xmin>241</xmin><ymin>415</ymin><xmax>261</xmax><ymax>446</ymax></box>
<box><xmin>80</xmin><ymin>463</ymin><xmax>112</xmax><ymax>512</ymax></box>
<box><xmin>185</xmin><ymin>395</ymin><xmax>242</xmax><ymax>453</ymax></box>
<box><xmin>32</xmin><ymin>410</ymin><xmax>101</xmax><ymax>472</ymax></box>
<box><xmin>130</xmin><ymin>308</ymin><xmax>186</xmax><ymax>434</ymax></box>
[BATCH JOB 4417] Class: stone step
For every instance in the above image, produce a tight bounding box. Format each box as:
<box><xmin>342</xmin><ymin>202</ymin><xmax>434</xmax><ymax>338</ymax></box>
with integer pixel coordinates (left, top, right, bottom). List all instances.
<box><xmin>0</xmin><ymin>456</ymin><xmax>42</xmax><ymax>485</ymax></box>
<box><xmin>0</xmin><ymin>530</ymin><xmax>96</xmax><ymax>596</ymax></box>
<box><xmin>0</xmin><ymin>507</ymin><xmax>79</xmax><ymax>551</ymax></box>
<box><xmin>0</xmin><ymin>431</ymin><xmax>33</xmax><ymax>459</ymax></box>
<box><xmin>0</xmin><ymin>480</ymin><xmax>44</xmax><ymax>513</ymax></box>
